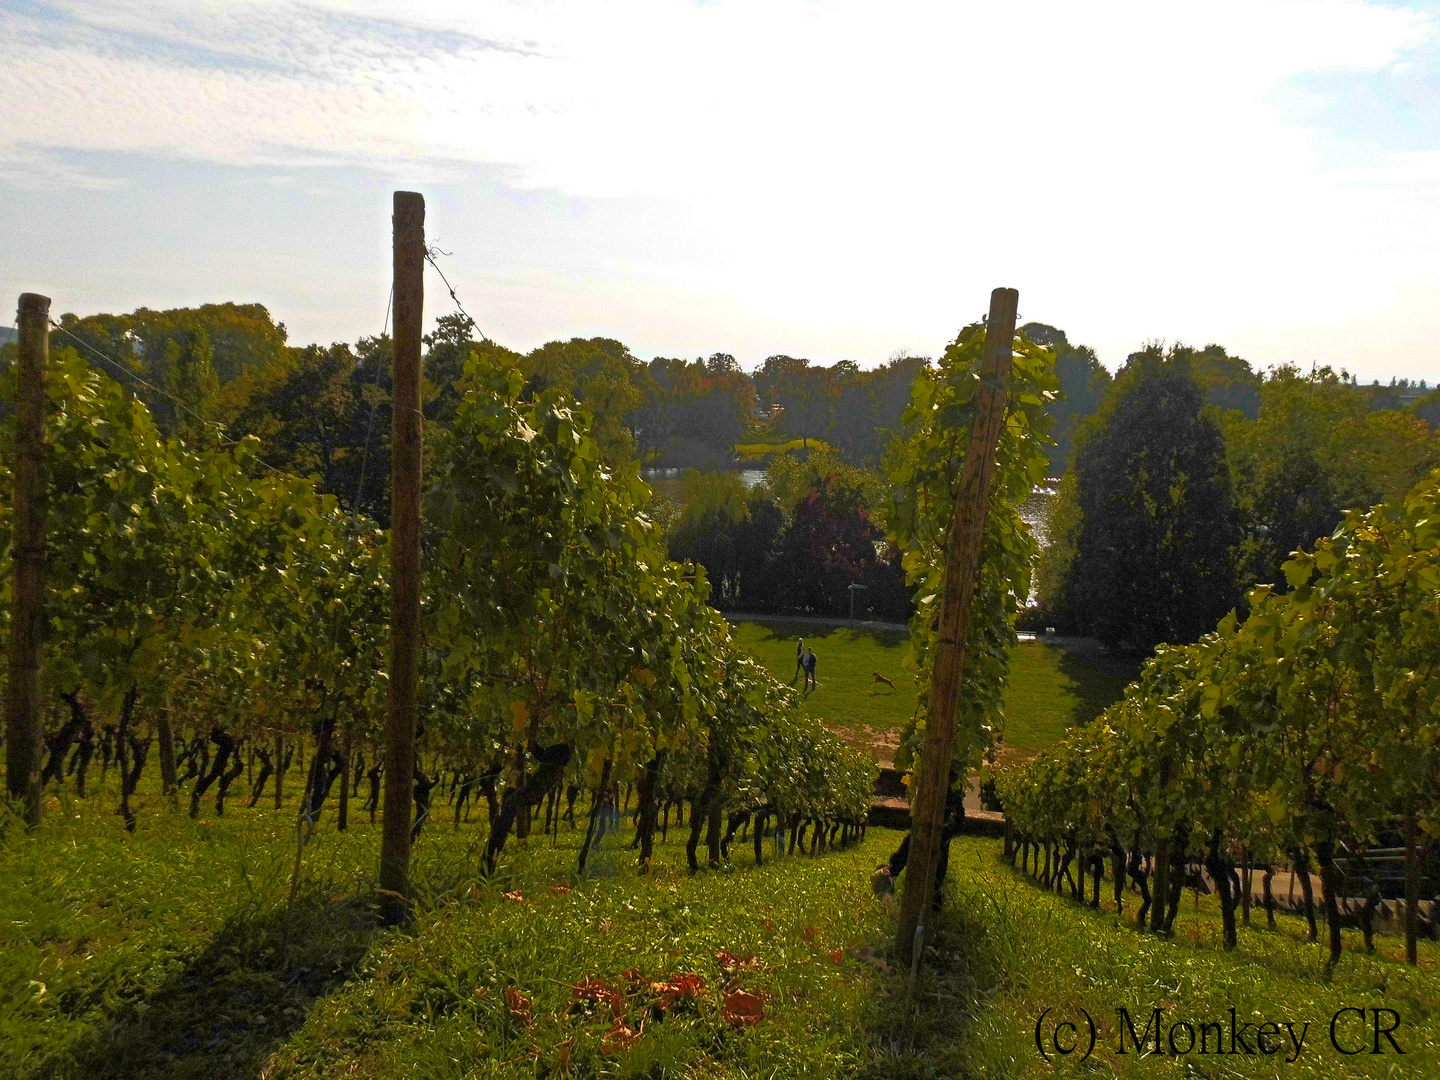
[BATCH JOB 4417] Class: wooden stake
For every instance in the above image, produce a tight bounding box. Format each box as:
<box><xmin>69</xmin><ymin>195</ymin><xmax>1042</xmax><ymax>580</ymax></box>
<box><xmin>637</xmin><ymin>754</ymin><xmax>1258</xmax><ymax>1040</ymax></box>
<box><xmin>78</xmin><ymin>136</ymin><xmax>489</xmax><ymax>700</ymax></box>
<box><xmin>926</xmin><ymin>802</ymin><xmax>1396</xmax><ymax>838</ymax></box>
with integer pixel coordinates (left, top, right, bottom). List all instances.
<box><xmin>894</xmin><ymin>287</ymin><xmax>1017</xmax><ymax>963</ymax></box>
<box><xmin>379</xmin><ymin>191</ymin><xmax>424</xmax><ymax>923</ymax></box>
<box><xmin>6</xmin><ymin>293</ymin><xmax>49</xmax><ymax>829</ymax></box>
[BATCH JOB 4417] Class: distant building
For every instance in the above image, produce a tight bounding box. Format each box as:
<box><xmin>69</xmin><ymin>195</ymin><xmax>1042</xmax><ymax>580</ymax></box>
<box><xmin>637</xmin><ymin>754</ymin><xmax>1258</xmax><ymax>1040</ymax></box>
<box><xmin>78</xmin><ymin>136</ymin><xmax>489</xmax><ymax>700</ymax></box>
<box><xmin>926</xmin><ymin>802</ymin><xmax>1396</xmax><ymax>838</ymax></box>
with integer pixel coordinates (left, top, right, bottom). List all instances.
<box><xmin>0</xmin><ymin>327</ymin><xmax>16</xmax><ymax>345</ymax></box>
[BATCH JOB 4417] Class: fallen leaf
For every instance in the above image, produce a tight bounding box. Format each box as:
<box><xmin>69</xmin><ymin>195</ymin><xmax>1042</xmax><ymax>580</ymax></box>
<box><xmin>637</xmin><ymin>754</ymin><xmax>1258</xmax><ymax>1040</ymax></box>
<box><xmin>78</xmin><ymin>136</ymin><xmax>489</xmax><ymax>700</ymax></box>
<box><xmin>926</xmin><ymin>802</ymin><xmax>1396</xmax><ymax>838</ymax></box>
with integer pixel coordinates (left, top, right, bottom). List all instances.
<box><xmin>505</xmin><ymin>987</ymin><xmax>534</xmax><ymax>1026</ymax></box>
<box><xmin>570</xmin><ymin>976</ymin><xmax>626</xmax><ymax>1019</ymax></box>
<box><xmin>715</xmin><ymin>950</ymin><xmax>761</xmax><ymax>974</ymax></box>
<box><xmin>650</xmin><ymin>972</ymin><xmax>705</xmax><ymax>1012</ymax></box>
<box><xmin>722</xmin><ymin>990</ymin><xmax>765</xmax><ymax>1027</ymax></box>
<box><xmin>601</xmin><ymin>1021</ymin><xmax>643</xmax><ymax>1055</ymax></box>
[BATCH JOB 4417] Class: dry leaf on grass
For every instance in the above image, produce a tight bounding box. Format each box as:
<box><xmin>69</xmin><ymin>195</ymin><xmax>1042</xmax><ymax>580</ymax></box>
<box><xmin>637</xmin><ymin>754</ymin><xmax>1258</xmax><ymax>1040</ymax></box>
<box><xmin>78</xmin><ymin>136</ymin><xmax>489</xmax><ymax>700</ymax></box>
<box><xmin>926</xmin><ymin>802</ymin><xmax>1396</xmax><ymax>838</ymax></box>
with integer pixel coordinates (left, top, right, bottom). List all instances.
<box><xmin>601</xmin><ymin>1021</ymin><xmax>643</xmax><ymax>1055</ymax></box>
<box><xmin>504</xmin><ymin>987</ymin><xmax>534</xmax><ymax>1026</ymax></box>
<box><xmin>721</xmin><ymin>989</ymin><xmax>765</xmax><ymax>1027</ymax></box>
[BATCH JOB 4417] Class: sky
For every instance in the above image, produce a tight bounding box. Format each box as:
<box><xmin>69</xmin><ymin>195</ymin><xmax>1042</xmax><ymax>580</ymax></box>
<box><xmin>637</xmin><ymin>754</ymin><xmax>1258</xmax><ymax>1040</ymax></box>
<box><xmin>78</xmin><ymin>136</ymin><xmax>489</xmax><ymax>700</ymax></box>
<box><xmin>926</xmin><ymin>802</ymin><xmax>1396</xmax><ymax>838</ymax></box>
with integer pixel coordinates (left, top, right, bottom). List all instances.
<box><xmin>1</xmin><ymin>0</ymin><xmax>1438</xmax><ymax>381</ymax></box>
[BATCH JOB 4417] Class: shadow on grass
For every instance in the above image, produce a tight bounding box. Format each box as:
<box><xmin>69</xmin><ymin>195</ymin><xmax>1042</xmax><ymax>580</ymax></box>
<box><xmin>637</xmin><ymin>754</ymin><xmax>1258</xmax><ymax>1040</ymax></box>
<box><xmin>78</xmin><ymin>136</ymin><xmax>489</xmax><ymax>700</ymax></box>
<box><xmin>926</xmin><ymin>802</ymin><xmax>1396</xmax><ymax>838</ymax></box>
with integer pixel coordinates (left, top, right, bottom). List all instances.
<box><xmin>60</xmin><ymin>889</ymin><xmax>378</xmax><ymax>1080</ymax></box>
<box><xmin>748</xmin><ymin>620</ymin><xmax>911</xmax><ymax>650</ymax></box>
<box><xmin>857</xmin><ymin>893</ymin><xmax>1008</xmax><ymax>1080</ymax></box>
<box><xmin>1052</xmin><ymin>640</ymin><xmax>1141</xmax><ymax>730</ymax></box>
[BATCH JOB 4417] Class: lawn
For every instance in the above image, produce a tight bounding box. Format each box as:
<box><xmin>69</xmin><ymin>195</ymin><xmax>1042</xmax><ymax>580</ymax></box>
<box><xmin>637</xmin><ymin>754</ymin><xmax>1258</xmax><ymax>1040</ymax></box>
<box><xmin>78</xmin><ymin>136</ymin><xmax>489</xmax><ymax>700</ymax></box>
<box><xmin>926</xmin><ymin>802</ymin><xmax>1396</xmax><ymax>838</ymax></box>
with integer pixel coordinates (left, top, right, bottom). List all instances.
<box><xmin>5</xmin><ymin>795</ymin><xmax>1433</xmax><ymax>1080</ymax></box>
<box><xmin>728</xmin><ymin>621</ymin><xmax>915</xmax><ymax>760</ymax></box>
<box><xmin>729</xmin><ymin>620</ymin><xmax>1138</xmax><ymax>763</ymax></box>
<box><xmin>1000</xmin><ymin>637</ymin><xmax>1140</xmax><ymax>760</ymax></box>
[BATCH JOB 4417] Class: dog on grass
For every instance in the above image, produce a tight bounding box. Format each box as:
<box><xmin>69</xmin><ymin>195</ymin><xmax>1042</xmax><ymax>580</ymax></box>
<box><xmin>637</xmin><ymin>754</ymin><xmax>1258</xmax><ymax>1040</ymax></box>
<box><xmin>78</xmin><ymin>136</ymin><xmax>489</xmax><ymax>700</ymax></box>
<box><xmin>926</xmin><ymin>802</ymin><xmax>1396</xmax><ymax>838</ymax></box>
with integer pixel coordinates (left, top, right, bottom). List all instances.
<box><xmin>872</xmin><ymin>671</ymin><xmax>896</xmax><ymax>690</ymax></box>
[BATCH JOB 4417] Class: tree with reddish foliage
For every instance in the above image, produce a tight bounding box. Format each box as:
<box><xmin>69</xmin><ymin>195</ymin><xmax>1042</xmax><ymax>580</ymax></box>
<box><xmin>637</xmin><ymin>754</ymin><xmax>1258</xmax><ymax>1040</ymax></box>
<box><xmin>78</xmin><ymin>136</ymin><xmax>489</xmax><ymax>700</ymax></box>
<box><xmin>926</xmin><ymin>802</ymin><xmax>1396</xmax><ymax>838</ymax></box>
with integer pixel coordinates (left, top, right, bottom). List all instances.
<box><xmin>763</xmin><ymin>483</ymin><xmax>909</xmax><ymax>620</ymax></box>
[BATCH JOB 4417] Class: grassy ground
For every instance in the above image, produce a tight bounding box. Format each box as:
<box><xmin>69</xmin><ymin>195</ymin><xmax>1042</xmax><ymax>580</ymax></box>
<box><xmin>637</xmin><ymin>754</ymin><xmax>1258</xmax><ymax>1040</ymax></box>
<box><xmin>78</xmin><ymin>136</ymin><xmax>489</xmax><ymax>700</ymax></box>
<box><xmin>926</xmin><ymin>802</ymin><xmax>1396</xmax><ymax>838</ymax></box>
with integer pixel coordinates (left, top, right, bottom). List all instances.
<box><xmin>729</xmin><ymin>621</ymin><xmax>1137</xmax><ymax>762</ymax></box>
<box><xmin>729</xmin><ymin>621</ymin><xmax>916</xmax><ymax>758</ymax></box>
<box><xmin>5</xmin><ymin>789</ymin><xmax>1434</xmax><ymax>1080</ymax></box>
<box><xmin>6</xmin><ymin>792</ymin><xmax>1434</xmax><ymax>1079</ymax></box>
<box><xmin>0</xmin><ymin>789</ymin><xmax>898</xmax><ymax>1080</ymax></box>
<box><xmin>902</xmin><ymin>839</ymin><xmax>1439</xmax><ymax>1079</ymax></box>
<box><xmin>998</xmin><ymin>638</ymin><xmax>1139</xmax><ymax>760</ymax></box>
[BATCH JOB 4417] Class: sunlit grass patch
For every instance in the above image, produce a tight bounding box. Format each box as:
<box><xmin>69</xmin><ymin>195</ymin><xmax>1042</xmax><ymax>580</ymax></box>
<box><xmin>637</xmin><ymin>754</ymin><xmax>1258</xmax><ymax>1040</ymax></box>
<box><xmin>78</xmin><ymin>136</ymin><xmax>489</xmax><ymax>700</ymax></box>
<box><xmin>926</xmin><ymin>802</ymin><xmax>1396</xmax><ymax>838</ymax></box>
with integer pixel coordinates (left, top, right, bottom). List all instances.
<box><xmin>730</xmin><ymin>621</ymin><xmax>1135</xmax><ymax>763</ymax></box>
<box><xmin>0</xmin><ymin>795</ymin><xmax>899</xmax><ymax>1079</ymax></box>
<box><xmin>880</xmin><ymin>839</ymin><xmax>1440</xmax><ymax>1079</ymax></box>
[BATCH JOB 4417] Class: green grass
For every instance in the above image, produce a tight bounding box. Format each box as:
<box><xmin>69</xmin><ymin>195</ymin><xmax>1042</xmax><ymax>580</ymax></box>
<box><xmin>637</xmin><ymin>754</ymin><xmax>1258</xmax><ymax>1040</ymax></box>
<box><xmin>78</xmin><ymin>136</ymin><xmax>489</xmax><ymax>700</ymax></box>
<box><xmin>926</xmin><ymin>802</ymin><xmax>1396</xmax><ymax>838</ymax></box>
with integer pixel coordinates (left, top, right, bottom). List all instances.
<box><xmin>0</xmin><ymin>790</ymin><xmax>899</xmax><ymax>1080</ymax></box>
<box><xmin>898</xmin><ymin>839</ymin><xmax>1439</xmax><ymax>1078</ymax></box>
<box><xmin>729</xmin><ymin>621</ymin><xmax>1138</xmax><ymax>763</ymax></box>
<box><xmin>1000</xmin><ymin>639</ymin><xmax>1140</xmax><ymax>760</ymax></box>
<box><xmin>6</xmin><ymin>794</ymin><xmax>1434</xmax><ymax>1079</ymax></box>
<box><xmin>729</xmin><ymin>621</ymin><xmax>916</xmax><ymax>758</ymax></box>
<box><xmin>733</xmin><ymin>438</ymin><xmax>837</xmax><ymax>461</ymax></box>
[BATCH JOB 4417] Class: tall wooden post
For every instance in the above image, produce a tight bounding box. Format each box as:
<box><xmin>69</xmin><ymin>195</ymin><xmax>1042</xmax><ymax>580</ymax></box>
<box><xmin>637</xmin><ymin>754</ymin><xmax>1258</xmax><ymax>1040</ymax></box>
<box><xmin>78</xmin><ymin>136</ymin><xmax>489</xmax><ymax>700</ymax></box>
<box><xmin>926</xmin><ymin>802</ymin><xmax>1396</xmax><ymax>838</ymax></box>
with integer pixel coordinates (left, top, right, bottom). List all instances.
<box><xmin>7</xmin><ymin>293</ymin><xmax>49</xmax><ymax>829</ymax></box>
<box><xmin>379</xmin><ymin>191</ymin><xmax>424</xmax><ymax>923</ymax></box>
<box><xmin>894</xmin><ymin>287</ymin><xmax>1018</xmax><ymax>963</ymax></box>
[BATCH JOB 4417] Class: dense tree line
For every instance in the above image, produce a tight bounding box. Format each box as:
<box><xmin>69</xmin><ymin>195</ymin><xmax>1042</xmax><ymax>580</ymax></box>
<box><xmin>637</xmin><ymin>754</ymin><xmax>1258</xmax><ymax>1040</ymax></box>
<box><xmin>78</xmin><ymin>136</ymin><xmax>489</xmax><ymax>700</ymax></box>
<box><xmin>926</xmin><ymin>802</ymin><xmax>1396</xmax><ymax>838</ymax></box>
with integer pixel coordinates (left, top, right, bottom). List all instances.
<box><xmin>27</xmin><ymin>301</ymin><xmax>1440</xmax><ymax>647</ymax></box>
<box><xmin>665</xmin><ymin>451</ymin><xmax>910</xmax><ymax>620</ymax></box>
<box><xmin>42</xmin><ymin>306</ymin><xmax>1090</xmax><ymax>486</ymax></box>
<box><xmin>1037</xmin><ymin>344</ymin><xmax>1440</xmax><ymax>648</ymax></box>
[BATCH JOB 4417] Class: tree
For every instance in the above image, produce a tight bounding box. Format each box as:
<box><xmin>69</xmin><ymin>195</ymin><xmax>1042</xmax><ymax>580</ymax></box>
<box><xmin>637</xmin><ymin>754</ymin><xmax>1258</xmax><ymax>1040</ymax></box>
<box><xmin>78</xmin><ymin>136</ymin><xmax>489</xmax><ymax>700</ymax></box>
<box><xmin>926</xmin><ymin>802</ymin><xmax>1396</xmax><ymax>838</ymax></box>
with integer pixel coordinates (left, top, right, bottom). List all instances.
<box><xmin>1243</xmin><ymin>445</ymin><xmax>1341</xmax><ymax>592</ymax></box>
<box><xmin>519</xmin><ymin>337</ymin><xmax>649</xmax><ymax>465</ymax></box>
<box><xmin>829</xmin><ymin>354</ymin><xmax>929</xmax><ymax>468</ymax></box>
<box><xmin>666</xmin><ymin>471</ymin><xmax>785</xmax><ymax>611</ymax></box>
<box><xmin>763</xmin><ymin>483</ymin><xmax>908</xmax><ymax>619</ymax></box>
<box><xmin>632</xmin><ymin>357</ymin><xmax>752</xmax><ymax>469</ymax></box>
<box><xmin>421</xmin><ymin>313</ymin><xmax>523</xmax><ymax>427</ymax></box>
<box><xmin>52</xmin><ymin>303</ymin><xmax>287</xmax><ymax>437</ymax></box>
<box><xmin>753</xmin><ymin>355</ymin><xmax>837</xmax><ymax>444</ymax></box>
<box><xmin>1065</xmin><ymin>373</ymin><xmax>1239</xmax><ymax>649</ymax></box>
<box><xmin>220</xmin><ymin>339</ymin><xmax>393</xmax><ymax>522</ymax></box>
<box><xmin>1019</xmin><ymin>323</ymin><xmax>1110</xmax><ymax>473</ymax></box>
<box><xmin>1414</xmin><ymin>389</ymin><xmax>1440</xmax><ymax>431</ymax></box>
<box><xmin>1224</xmin><ymin>364</ymin><xmax>1438</xmax><ymax>593</ymax></box>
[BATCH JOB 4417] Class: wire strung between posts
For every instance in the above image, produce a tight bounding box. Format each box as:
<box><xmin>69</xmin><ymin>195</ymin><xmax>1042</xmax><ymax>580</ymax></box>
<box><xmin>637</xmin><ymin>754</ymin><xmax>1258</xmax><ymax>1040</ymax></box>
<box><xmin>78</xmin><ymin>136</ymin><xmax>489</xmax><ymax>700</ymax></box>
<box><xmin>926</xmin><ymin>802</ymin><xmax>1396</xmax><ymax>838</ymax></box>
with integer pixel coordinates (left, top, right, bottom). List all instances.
<box><xmin>424</xmin><ymin>247</ymin><xmax>492</xmax><ymax>343</ymax></box>
<box><xmin>48</xmin><ymin>320</ymin><xmax>289</xmax><ymax>478</ymax></box>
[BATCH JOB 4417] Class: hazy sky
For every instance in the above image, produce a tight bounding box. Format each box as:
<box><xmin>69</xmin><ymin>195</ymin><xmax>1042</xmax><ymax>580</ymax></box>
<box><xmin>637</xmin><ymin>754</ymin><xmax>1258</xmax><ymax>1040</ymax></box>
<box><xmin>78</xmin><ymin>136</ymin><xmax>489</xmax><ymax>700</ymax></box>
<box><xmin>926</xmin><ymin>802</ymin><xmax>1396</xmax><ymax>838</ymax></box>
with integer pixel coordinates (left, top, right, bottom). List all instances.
<box><xmin>2</xmin><ymin>0</ymin><xmax>1438</xmax><ymax>380</ymax></box>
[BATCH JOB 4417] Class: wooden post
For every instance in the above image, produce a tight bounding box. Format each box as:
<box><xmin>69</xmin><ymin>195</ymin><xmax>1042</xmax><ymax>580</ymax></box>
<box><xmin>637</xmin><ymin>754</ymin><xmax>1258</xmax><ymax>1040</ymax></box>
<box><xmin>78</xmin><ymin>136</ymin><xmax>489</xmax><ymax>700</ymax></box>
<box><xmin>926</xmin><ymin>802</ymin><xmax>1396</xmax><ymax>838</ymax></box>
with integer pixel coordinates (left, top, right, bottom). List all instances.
<box><xmin>379</xmin><ymin>190</ymin><xmax>424</xmax><ymax>923</ymax></box>
<box><xmin>7</xmin><ymin>293</ymin><xmax>49</xmax><ymax>829</ymax></box>
<box><xmin>894</xmin><ymin>287</ymin><xmax>1017</xmax><ymax>964</ymax></box>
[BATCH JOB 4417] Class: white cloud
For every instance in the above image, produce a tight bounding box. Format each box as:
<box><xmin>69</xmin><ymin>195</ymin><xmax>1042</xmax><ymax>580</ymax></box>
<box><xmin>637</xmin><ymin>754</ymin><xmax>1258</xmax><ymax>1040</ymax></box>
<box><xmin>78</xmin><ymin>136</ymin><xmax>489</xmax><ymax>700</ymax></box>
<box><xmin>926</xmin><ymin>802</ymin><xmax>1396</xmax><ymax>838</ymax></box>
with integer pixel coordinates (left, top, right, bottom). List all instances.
<box><xmin>1</xmin><ymin>0</ymin><xmax>1436</xmax><ymax>369</ymax></box>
